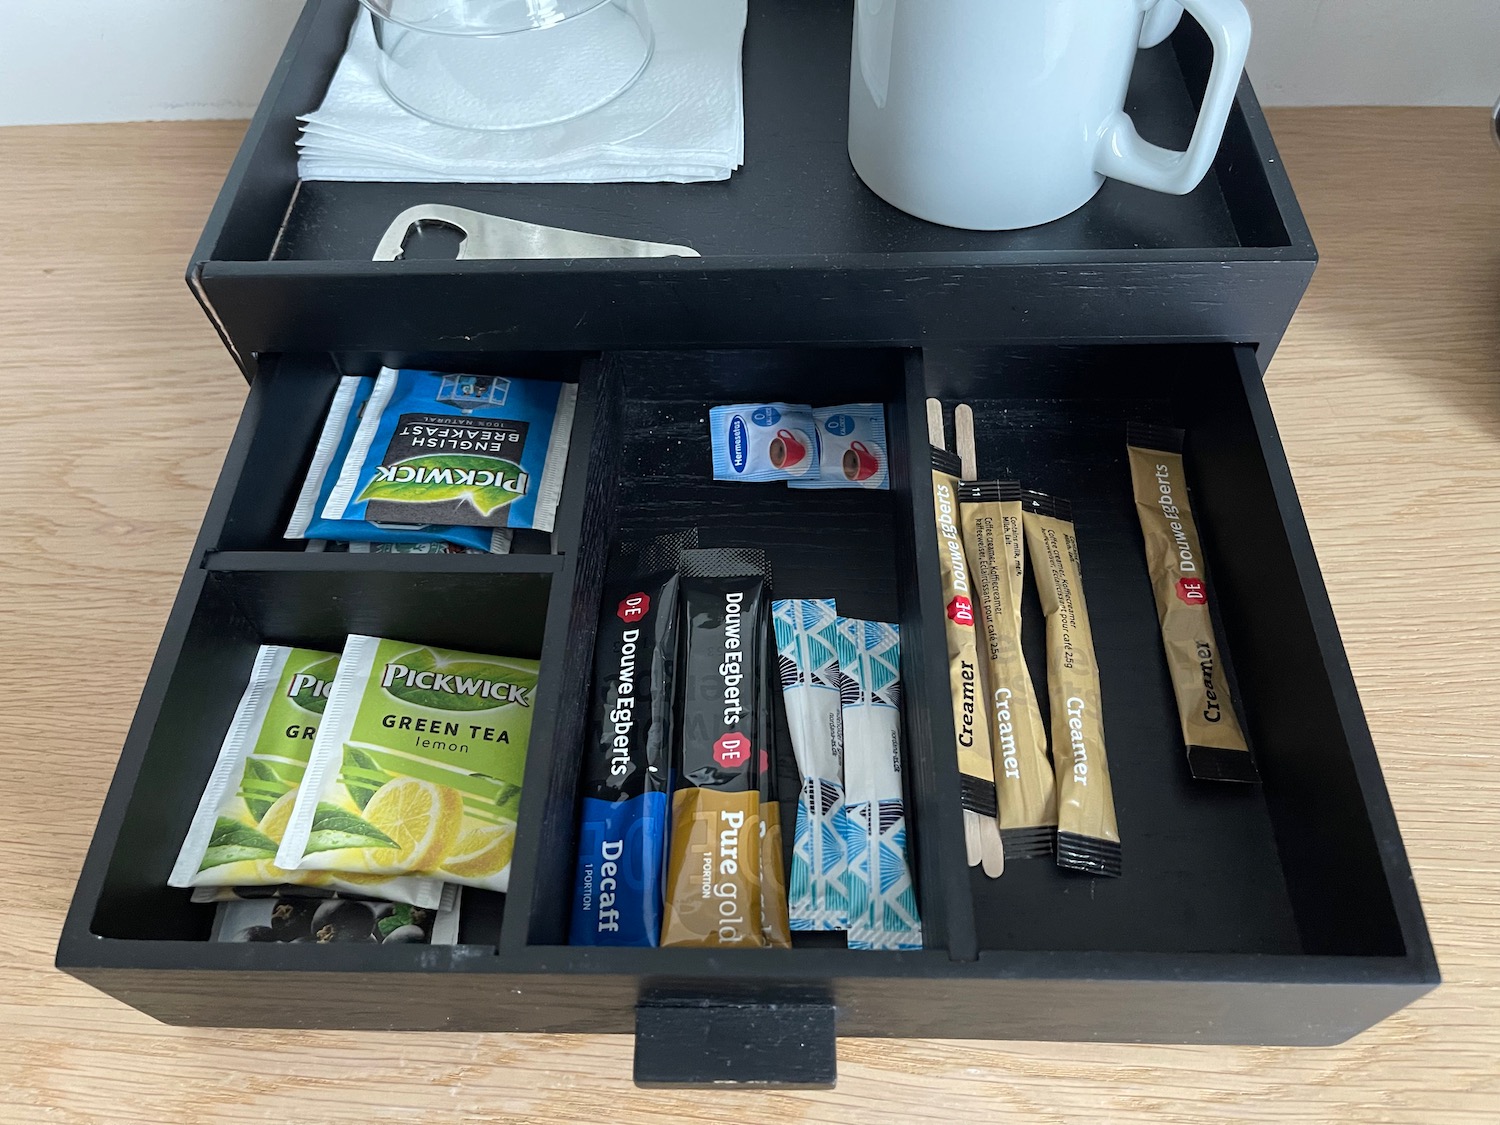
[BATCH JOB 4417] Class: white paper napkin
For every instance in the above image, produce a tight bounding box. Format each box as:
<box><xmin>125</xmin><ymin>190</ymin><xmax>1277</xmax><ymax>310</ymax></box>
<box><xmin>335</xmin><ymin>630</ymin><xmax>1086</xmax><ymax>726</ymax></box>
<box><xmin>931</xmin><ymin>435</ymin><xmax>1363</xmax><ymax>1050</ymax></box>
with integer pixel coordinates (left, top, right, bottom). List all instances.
<box><xmin>298</xmin><ymin>0</ymin><xmax>747</xmax><ymax>184</ymax></box>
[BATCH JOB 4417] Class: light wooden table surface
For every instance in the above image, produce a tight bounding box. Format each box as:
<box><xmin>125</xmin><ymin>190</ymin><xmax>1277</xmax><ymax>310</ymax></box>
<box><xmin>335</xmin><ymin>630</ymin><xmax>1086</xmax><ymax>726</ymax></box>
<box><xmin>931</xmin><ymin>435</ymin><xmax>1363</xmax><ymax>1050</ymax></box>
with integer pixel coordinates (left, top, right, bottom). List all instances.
<box><xmin>2</xmin><ymin>107</ymin><xmax>1497</xmax><ymax>1124</ymax></box>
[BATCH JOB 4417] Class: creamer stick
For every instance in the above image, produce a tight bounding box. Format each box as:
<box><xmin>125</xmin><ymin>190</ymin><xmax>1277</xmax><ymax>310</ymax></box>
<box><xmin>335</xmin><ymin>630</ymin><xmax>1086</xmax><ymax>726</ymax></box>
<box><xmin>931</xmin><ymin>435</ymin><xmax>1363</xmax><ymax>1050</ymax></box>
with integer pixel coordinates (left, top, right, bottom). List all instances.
<box><xmin>930</xmin><ymin>440</ymin><xmax>1004</xmax><ymax>878</ymax></box>
<box><xmin>1022</xmin><ymin>492</ymin><xmax>1122</xmax><ymax>878</ymax></box>
<box><xmin>1127</xmin><ymin>425</ymin><xmax>1258</xmax><ymax>783</ymax></box>
<box><xmin>959</xmin><ymin>480</ymin><xmax>1057</xmax><ymax>858</ymax></box>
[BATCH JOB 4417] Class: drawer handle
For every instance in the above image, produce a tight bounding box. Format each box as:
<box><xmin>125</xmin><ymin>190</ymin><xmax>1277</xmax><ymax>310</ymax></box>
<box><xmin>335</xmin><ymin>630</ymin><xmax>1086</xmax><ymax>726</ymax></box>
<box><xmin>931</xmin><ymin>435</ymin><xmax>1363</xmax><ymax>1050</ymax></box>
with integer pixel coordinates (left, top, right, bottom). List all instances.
<box><xmin>634</xmin><ymin>996</ymin><xmax>837</xmax><ymax>1088</ymax></box>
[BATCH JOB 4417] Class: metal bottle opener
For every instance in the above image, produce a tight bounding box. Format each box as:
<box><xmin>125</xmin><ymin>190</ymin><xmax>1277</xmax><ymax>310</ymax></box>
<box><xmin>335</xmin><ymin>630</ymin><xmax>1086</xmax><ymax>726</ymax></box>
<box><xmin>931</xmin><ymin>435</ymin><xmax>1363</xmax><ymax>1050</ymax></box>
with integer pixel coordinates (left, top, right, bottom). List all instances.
<box><xmin>372</xmin><ymin>203</ymin><xmax>700</xmax><ymax>261</ymax></box>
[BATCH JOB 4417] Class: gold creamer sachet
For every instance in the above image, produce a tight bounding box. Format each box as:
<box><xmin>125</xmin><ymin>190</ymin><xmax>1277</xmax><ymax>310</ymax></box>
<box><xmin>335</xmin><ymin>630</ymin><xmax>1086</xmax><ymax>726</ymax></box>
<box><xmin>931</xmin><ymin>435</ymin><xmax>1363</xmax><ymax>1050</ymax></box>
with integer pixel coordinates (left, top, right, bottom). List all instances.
<box><xmin>1022</xmin><ymin>492</ymin><xmax>1122</xmax><ymax>878</ymax></box>
<box><xmin>1127</xmin><ymin>425</ymin><xmax>1258</xmax><ymax>783</ymax></box>
<box><xmin>959</xmin><ymin>480</ymin><xmax>1056</xmax><ymax>858</ymax></box>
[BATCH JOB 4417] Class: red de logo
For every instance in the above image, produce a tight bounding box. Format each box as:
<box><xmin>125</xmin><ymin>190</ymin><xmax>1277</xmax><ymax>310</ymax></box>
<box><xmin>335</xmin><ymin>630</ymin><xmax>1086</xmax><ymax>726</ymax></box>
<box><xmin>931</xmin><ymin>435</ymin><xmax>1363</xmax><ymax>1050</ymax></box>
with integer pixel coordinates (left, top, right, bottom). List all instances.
<box><xmin>617</xmin><ymin>592</ymin><xmax>651</xmax><ymax>623</ymax></box>
<box><xmin>947</xmin><ymin>595</ymin><xmax>975</xmax><ymax>627</ymax></box>
<box><xmin>713</xmin><ymin>732</ymin><xmax>751</xmax><ymax>770</ymax></box>
<box><xmin>1176</xmin><ymin>577</ymin><xmax>1207</xmax><ymax>605</ymax></box>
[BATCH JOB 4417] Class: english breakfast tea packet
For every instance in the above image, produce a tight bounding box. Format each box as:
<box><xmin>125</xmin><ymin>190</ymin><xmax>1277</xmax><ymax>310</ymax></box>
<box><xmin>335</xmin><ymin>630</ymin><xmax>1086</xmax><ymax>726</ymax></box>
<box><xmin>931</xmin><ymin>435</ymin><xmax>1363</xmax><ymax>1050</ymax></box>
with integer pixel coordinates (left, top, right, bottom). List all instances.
<box><xmin>570</xmin><ymin>538</ymin><xmax>687</xmax><ymax>947</ymax></box>
<box><xmin>276</xmin><ymin>636</ymin><xmax>536</xmax><ymax>893</ymax></box>
<box><xmin>772</xmin><ymin>598</ymin><xmax>849</xmax><ymax>931</ymax></box>
<box><xmin>169</xmin><ymin>646</ymin><xmax>445</xmax><ymax>908</ymax></box>
<box><xmin>660</xmin><ymin>549</ymin><xmax>771</xmax><ymax>948</ymax></box>
<box><xmin>838</xmin><ymin>618</ymin><xmax>921</xmax><ymax>951</ymax></box>
<box><xmin>1127</xmin><ymin>425</ymin><xmax>1259</xmax><ymax>783</ymax></box>
<box><xmin>709</xmin><ymin>403</ymin><xmax>818</xmax><ymax>482</ymax></box>
<box><xmin>1022</xmin><ymin>492</ymin><xmax>1122</xmax><ymax>878</ymax></box>
<box><xmin>286</xmin><ymin>375</ymin><xmax>513</xmax><ymax>553</ymax></box>
<box><xmin>959</xmin><ymin>481</ymin><xmax>1056</xmax><ymax>858</ymax></box>
<box><xmin>787</xmin><ymin>404</ymin><xmax>890</xmax><ymax>491</ymax></box>
<box><xmin>324</xmin><ymin>369</ymin><xmax>576</xmax><ymax>533</ymax></box>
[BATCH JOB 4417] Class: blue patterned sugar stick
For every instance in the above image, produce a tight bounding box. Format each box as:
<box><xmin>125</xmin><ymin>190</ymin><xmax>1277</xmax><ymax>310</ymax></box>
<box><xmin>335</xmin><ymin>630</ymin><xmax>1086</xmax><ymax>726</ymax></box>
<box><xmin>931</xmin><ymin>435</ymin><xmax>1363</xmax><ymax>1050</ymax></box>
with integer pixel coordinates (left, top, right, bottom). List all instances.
<box><xmin>836</xmin><ymin>618</ymin><xmax>922</xmax><ymax>951</ymax></box>
<box><xmin>772</xmin><ymin>599</ymin><xmax>849</xmax><ymax>931</ymax></box>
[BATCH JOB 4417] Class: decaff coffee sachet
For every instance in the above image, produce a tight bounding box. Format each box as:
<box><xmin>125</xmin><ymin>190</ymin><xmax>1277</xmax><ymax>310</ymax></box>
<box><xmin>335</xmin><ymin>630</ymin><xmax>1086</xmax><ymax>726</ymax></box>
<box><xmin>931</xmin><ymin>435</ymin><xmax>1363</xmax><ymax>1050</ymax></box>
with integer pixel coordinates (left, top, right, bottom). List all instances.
<box><xmin>570</xmin><ymin>536</ymin><xmax>690</xmax><ymax>947</ymax></box>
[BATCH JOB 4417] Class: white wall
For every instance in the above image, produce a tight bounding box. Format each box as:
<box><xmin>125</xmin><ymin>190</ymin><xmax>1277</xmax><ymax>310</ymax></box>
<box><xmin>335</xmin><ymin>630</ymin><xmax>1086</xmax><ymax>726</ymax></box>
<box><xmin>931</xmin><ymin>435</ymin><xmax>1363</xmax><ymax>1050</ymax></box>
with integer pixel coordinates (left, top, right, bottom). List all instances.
<box><xmin>0</xmin><ymin>0</ymin><xmax>304</xmax><ymax>126</ymax></box>
<box><xmin>1245</xmin><ymin>0</ymin><xmax>1498</xmax><ymax>107</ymax></box>
<box><xmin>0</xmin><ymin>0</ymin><xmax>1495</xmax><ymax>126</ymax></box>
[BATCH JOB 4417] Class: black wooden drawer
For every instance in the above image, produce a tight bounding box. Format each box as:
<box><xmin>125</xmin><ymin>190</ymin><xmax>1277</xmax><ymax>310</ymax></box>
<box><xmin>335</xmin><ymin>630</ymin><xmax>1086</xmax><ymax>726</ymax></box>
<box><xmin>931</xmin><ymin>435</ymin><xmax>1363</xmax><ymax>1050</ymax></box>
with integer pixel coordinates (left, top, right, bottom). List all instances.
<box><xmin>58</xmin><ymin>343</ymin><xmax>1436</xmax><ymax>1078</ymax></box>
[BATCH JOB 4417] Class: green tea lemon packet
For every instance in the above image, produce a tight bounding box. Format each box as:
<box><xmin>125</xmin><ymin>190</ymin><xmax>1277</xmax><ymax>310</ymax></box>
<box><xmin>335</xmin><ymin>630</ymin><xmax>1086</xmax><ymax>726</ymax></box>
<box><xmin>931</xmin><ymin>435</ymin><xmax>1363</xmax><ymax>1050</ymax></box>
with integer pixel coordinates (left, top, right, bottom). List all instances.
<box><xmin>169</xmin><ymin>645</ymin><xmax>446</xmax><ymax>908</ymax></box>
<box><xmin>275</xmin><ymin>635</ymin><xmax>538</xmax><ymax>893</ymax></box>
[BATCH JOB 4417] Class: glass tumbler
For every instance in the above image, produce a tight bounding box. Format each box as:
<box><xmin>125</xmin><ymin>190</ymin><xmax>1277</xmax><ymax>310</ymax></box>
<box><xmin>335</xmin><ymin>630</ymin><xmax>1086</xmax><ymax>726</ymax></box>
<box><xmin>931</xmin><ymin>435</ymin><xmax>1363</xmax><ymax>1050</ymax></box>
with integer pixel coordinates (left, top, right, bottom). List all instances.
<box><xmin>359</xmin><ymin>0</ymin><xmax>655</xmax><ymax>131</ymax></box>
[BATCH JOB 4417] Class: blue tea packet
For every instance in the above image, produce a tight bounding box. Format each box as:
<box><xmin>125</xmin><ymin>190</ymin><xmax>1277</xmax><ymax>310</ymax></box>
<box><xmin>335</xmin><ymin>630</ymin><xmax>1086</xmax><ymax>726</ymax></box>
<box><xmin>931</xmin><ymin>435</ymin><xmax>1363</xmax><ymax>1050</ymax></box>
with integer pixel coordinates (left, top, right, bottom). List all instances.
<box><xmin>286</xmin><ymin>376</ymin><xmax>512</xmax><ymax>553</ymax></box>
<box><xmin>570</xmin><ymin>536</ymin><xmax>694</xmax><ymax>947</ymax></box>
<box><xmin>772</xmin><ymin>599</ymin><xmax>849</xmax><ymax>932</ymax></box>
<box><xmin>837</xmin><ymin>617</ymin><xmax>922</xmax><ymax>951</ymax></box>
<box><xmin>709</xmin><ymin>402</ymin><xmax>817</xmax><ymax>482</ymax></box>
<box><xmin>788</xmin><ymin>404</ymin><xmax>890</xmax><ymax>491</ymax></box>
<box><xmin>323</xmin><ymin>369</ymin><xmax>577</xmax><ymax>532</ymax></box>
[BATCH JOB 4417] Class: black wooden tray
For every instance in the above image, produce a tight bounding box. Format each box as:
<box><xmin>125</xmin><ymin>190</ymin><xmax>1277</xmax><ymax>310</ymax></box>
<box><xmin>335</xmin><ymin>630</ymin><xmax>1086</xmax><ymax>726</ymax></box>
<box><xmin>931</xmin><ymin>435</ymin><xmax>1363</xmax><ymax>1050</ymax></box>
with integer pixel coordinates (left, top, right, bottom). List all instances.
<box><xmin>59</xmin><ymin>343</ymin><xmax>1436</xmax><ymax>1086</ymax></box>
<box><xmin>190</xmin><ymin>0</ymin><xmax>1316</xmax><ymax>372</ymax></box>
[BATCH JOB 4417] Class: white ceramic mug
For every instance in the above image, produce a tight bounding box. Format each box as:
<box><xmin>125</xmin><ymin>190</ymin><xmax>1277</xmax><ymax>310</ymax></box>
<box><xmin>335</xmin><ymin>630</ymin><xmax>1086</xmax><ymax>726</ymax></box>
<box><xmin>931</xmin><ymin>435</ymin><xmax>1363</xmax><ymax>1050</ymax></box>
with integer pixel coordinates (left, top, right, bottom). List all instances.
<box><xmin>848</xmin><ymin>0</ymin><xmax>1251</xmax><ymax>230</ymax></box>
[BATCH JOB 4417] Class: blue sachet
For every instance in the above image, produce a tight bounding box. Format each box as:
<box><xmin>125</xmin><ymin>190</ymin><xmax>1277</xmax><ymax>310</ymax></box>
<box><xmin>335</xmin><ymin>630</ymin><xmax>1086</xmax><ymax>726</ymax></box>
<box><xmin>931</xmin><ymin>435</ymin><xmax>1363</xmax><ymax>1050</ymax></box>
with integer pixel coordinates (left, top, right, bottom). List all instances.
<box><xmin>286</xmin><ymin>375</ymin><xmax>512</xmax><ymax>552</ymax></box>
<box><xmin>709</xmin><ymin>402</ymin><xmax>818</xmax><ymax>482</ymax></box>
<box><xmin>322</xmin><ymin>369</ymin><xmax>576</xmax><ymax>533</ymax></box>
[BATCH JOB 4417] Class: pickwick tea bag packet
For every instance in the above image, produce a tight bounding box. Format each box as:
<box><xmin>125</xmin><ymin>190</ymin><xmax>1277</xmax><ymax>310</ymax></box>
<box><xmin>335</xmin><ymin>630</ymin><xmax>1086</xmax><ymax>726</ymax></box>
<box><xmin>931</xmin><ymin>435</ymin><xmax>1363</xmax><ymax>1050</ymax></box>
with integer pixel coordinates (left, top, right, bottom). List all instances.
<box><xmin>708</xmin><ymin>402</ymin><xmax>818</xmax><ymax>482</ymax></box>
<box><xmin>190</xmin><ymin>882</ymin><xmax>461</xmax><ymax>910</ymax></box>
<box><xmin>212</xmin><ymin>887</ymin><xmax>462</xmax><ymax>945</ymax></box>
<box><xmin>169</xmin><ymin>646</ymin><xmax>445</xmax><ymax>908</ymax></box>
<box><xmin>1126</xmin><ymin>425</ymin><xmax>1259</xmax><ymax>783</ymax></box>
<box><xmin>323</xmin><ymin>369</ymin><xmax>577</xmax><ymax>533</ymax></box>
<box><xmin>1022</xmin><ymin>492</ymin><xmax>1122</xmax><ymax>878</ymax></box>
<box><xmin>276</xmin><ymin>635</ymin><xmax>537</xmax><ymax>893</ymax></box>
<box><xmin>286</xmin><ymin>376</ymin><xmax>514</xmax><ymax>553</ymax></box>
<box><xmin>787</xmin><ymin>404</ymin><xmax>891</xmax><ymax>491</ymax></box>
<box><xmin>931</xmin><ymin>446</ymin><xmax>1004</xmax><ymax>877</ymax></box>
<box><xmin>570</xmin><ymin>535</ymin><xmax>691</xmax><ymax>947</ymax></box>
<box><xmin>345</xmin><ymin>539</ymin><xmax>504</xmax><ymax>555</ymax></box>
<box><xmin>660</xmin><ymin>549</ymin><xmax>771</xmax><ymax>948</ymax></box>
<box><xmin>959</xmin><ymin>480</ymin><xmax>1057</xmax><ymax>858</ymax></box>
<box><xmin>837</xmin><ymin>618</ymin><xmax>921</xmax><ymax>952</ymax></box>
<box><xmin>757</xmin><ymin>592</ymin><xmax>792</xmax><ymax>948</ymax></box>
<box><xmin>772</xmin><ymin>597</ymin><xmax>850</xmax><ymax>931</ymax></box>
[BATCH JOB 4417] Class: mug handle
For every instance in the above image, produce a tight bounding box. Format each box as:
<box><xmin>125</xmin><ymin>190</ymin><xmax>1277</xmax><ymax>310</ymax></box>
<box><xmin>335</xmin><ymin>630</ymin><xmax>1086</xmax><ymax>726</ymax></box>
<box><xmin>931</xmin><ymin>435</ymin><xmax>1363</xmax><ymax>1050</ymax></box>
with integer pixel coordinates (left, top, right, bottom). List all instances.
<box><xmin>1138</xmin><ymin>1</ymin><xmax>1183</xmax><ymax>48</ymax></box>
<box><xmin>1094</xmin><ymin>0</ymin><xmax>1252</xmax><ymax>196</ymax></box>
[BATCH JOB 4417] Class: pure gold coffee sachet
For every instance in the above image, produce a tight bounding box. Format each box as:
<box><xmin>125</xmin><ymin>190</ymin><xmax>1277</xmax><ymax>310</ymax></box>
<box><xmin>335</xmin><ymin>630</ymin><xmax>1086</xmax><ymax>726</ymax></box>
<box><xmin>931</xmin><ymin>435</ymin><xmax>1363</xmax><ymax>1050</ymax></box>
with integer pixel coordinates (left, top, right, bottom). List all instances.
<box><xmin>660</xmin><ymin>549</ymin><xmax>771</xmax><ymax>947</ymax></box>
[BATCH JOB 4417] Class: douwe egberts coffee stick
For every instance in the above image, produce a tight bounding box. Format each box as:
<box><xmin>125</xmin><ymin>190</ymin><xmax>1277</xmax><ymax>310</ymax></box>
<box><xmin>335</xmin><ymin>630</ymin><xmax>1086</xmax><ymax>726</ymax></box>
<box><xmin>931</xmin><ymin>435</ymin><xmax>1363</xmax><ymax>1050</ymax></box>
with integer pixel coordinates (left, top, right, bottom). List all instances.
<box><xmin>927</xmin><ymin>399</ymin><xmax>1004</xmax><ymax>878</ymax></box>
<box><xmin>660</xmin><ymin>549</ymin><xmax>771</xmax><ymax>947</ymax></box>
<box><xmin>955</xmin><ymin>405</ymin><xmax>1056</xmax><ymax>858</ymax></box>
<box><xmin>1126</xmin><ymin>424</ymin><xmax>1258</xmax><ymax>784</ymax></box>
<box><xmin>1022</xmin><ymin>492</ymin><xmax>1122</xmax><ymax>878</ymax></box>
